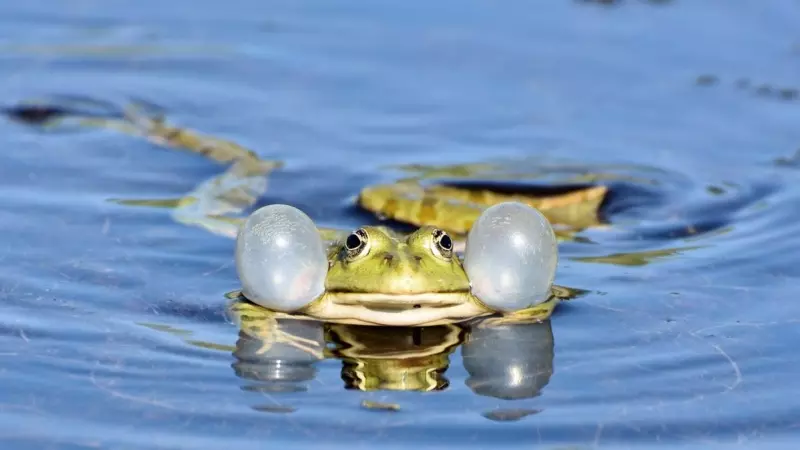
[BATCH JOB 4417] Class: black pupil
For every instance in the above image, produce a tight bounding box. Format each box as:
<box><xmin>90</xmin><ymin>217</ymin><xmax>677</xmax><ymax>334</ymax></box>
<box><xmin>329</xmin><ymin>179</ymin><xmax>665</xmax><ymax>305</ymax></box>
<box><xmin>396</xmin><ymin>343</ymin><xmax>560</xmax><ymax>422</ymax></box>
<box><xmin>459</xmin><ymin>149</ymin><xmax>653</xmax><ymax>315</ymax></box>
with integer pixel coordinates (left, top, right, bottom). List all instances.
<box><xmin>346</xmin><ymin>233</ymin><xmax>362</xmax><ymax>250</ymax></box>
<box><xmin>439</xmin><ymin>234</ymin><xmax>452</xmax><ymax>250</ymax></box>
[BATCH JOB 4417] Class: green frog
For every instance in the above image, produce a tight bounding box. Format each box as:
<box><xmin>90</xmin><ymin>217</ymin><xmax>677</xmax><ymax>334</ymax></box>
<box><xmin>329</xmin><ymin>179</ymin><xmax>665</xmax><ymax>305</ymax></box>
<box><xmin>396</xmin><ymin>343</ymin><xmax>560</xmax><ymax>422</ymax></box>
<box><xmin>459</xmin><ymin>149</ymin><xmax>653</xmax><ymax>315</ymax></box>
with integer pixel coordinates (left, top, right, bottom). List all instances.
<box><xmin>234</xmin><ymin>201</ymin><xmax>560</xmax><ymax>327</ymax></box>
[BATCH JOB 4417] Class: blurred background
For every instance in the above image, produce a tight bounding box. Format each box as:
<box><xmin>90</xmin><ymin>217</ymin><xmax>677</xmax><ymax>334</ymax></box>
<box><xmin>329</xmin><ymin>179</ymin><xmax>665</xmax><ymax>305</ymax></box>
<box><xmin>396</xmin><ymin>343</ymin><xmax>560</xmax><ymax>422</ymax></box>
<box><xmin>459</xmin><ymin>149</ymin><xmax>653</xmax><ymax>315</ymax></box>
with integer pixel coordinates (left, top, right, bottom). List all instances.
<box><xmin>1</xmin><ymin>1</ymin><xmax>799</xmax><ymax>449</ymax></box>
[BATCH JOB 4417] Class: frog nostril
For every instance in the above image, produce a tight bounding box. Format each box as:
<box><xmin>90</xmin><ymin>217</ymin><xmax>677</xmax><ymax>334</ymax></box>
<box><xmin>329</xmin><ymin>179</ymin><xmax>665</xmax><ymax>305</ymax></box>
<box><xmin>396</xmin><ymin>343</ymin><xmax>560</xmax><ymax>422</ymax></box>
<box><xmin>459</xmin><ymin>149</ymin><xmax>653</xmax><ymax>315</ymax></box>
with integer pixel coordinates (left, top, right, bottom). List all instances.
<box><xmin>383</xmin><ymin>253</ymin><xmax>394</xmax><ymax>263</ymax></box>
<box><xmin>413</xmin><ymin>256</ymin><xmax>423</xmax><ymax>263</ymax></box>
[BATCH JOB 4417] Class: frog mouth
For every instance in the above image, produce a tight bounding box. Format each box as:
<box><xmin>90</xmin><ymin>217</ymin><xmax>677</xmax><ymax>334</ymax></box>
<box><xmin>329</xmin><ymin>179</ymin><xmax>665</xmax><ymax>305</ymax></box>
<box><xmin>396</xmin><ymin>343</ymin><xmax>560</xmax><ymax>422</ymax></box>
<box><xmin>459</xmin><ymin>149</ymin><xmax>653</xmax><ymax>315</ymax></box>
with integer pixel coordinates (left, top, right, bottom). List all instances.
<box><xmin>306</xmin><ymin>291</ymin><xmax>491</xmax><ymax>326</ymax></box>
<box><xmin>329</xmin><ymin>292</ymin><xmax>468</xmax><ymax>308</ymax></box>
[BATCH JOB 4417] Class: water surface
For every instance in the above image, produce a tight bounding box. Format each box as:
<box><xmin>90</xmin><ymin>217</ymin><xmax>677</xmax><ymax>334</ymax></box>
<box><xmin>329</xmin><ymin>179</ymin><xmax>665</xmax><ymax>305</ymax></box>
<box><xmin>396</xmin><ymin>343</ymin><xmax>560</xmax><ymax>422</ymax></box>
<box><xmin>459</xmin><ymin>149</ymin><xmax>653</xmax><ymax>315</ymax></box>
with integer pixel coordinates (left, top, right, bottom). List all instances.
<box><xmin>1</xmin><ymin>1</ymin><xmax>800</xmax><ymax>449</ymax></box>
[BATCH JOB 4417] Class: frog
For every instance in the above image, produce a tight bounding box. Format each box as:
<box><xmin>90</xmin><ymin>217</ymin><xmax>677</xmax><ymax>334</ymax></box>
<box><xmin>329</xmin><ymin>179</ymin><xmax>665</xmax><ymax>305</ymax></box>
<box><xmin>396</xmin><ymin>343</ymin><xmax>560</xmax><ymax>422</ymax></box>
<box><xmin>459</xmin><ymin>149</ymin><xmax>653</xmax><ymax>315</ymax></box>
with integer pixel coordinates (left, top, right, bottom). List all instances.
<box><xmin>233</xmin><ymin>201</ymin><xmax>561</xmax><ymax>327</ymax></box>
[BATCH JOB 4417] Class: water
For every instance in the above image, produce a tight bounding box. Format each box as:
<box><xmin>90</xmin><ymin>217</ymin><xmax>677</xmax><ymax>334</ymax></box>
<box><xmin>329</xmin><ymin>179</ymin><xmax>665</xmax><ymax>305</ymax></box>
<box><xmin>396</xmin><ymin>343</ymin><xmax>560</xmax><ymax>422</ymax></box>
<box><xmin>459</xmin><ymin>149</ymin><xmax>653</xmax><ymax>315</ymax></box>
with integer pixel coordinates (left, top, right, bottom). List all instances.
<box><xmin>1</xmin><ymin>0</ymin><xmax>799</xmax><ymax>448</ymax></box>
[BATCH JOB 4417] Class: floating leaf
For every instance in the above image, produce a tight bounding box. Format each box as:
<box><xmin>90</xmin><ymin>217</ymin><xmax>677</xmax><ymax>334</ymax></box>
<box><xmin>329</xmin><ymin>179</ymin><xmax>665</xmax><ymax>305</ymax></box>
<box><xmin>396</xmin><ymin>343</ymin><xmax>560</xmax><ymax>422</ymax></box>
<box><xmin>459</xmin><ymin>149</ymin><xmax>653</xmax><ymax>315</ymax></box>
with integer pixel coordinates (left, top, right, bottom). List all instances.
<box><xmin>358</xmin><ymin>180</ymin><xmax>607</xmax><ymax>237</ymax></box>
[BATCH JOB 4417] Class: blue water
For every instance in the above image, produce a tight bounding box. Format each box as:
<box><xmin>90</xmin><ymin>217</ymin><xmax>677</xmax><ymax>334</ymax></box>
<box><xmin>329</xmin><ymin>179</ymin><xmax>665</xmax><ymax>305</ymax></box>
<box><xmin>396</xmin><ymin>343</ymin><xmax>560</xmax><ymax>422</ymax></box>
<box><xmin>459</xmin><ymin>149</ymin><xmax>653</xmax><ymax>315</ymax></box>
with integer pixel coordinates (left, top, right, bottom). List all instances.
<box><xmin>1</xmin><ymin>1</ymin><xmax>800</xmax><ymax>448</ymax></box>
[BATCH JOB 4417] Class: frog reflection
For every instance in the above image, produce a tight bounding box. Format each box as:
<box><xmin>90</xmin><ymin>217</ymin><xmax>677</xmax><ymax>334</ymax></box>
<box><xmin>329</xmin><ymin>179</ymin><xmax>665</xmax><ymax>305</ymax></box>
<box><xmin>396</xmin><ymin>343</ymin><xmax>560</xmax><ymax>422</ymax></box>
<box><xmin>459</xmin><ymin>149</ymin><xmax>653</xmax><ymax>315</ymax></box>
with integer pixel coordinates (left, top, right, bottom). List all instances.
<box><xmin>462</xmin><ymin>320</ymin><xmax>554</xmax><ymax>400</ymax></box>
<box><xmin>229</xmin><ymin>300</ymin><xmax>558</xmax><ymax>410</ymax></box>
<box><xmin>327</xmin><ymin>324</ymin><xmax>464</xmax><ymax>391</ymax></box>
<box><xmin>462</xmin><ymin>320</ymin><xmax>555</xmax><ymax>422</ymax></box>
<box><xmin>232</xmin><ymin>315</ymin><xmax>325</xmax><ymax>395</ymax></box>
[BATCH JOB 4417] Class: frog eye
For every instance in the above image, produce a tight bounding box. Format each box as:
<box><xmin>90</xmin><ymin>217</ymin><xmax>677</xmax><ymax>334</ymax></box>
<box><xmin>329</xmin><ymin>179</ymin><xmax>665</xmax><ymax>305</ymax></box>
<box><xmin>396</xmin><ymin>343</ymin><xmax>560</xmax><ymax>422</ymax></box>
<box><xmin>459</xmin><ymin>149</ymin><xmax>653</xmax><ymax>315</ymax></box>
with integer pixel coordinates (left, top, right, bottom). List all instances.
<box><xmin>344</xmin><ymin>228</ymin><xmax>369</xmax><ymax>259</ymax></box>
<box><xmin>235</xmin><ymin>204</ymin><xmax>327</xmax><ymax>312</ymax></box>
<box><xmin>463</xmin><ymin>202</ymin><xmax>558</xmax><ymax>312</ymax></box>
<box><xmin>432</xmin><ymin>229</ymin><xmax>453</xmax><ymax>259</ymax></box>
